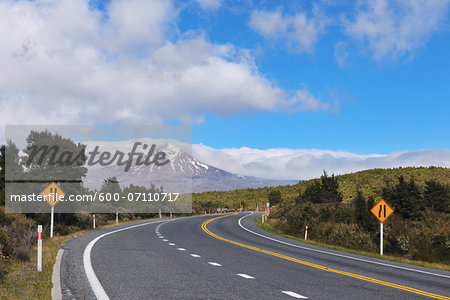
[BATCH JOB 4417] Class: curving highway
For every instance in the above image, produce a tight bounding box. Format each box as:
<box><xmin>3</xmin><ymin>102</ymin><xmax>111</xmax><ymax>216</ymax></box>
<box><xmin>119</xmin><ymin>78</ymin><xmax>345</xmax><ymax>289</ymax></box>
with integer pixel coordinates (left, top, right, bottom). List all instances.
<box><xmin>59</xmin><ymin>212</ymin><xmax>450</xmax><ymax>299</ymax></box>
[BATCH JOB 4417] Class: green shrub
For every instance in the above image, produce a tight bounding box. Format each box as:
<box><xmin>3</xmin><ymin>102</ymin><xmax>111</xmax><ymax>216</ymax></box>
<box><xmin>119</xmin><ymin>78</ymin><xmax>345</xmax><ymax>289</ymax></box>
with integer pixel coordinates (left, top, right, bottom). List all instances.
<box><xmin>0</xmin><ymin>260</ymin><xmax>8</xmax><ymax>282</ymax></box>
<box><xmin>1</xmin><ymin>214</ymin><xmax>35</xmax><ymax>261</ymax></box>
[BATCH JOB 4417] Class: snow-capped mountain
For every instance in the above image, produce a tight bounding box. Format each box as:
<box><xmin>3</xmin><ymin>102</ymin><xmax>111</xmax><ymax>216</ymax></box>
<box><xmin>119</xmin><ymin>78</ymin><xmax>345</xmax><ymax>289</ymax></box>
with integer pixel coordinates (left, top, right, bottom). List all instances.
<box><xmin>83</xmin><ymin>143</ymin><xmax>296</xmax><ymax>192</ymax></box>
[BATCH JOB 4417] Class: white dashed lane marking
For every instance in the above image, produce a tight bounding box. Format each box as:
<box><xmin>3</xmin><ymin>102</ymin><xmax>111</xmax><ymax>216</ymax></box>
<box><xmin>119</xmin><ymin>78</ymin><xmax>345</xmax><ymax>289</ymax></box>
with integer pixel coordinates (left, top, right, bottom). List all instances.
<box><xmin>190</xmin><ymin>254</ymin><xmax>201</xmax><ymax>258</ymax></box>
<box><xmin>158</xmin><ymin>236</ymin><xmax>164</xmax><ymax>239</ymax></box>
<box><xmin>236</xmin><ymin>273</ymin><xmax>254</xmax><ymax>279</ymax></box>
<box><xmin>281</xmin><ymin>291</ymin><xmax>308</xmax><ymax>299</ymax></box>
<box><xmin>177</xmin><ymin>248</ymin><xmax>186</xmax><ymax>251</ymax></box>
<box><xmin>162</xmin><ymin>239</ymin><xmax>168</xmax><ymax>242</ymax></box>
<box><xmin>169</xmin><ymin>243</ymin><xmax>175</xmax><ymax>246</ymax></box>
<box><xmin>208</xmin><ymin>262</ymin><xmax>222</xmax><ymax>267</ymax></box>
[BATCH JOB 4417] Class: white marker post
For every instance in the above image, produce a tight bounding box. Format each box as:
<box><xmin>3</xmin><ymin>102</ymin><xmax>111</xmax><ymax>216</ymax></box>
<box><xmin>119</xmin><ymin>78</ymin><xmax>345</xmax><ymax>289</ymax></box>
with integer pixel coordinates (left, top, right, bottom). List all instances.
<box><xmin>93</xmin><ymin>214</ymin><xmax>96</xmax><ymax>229</ymax></box>
<box><xmin>159</xmin><ymin>209</ymin><xmax>162</xmax><ymax>218</ymax></box>
<box><xmin>170</xmin><ymin>211</ymin><xmax>172</xmax><ymax>218</ymax></box>
<box><xmin>50</xmin><ymin>206</ymin><xmax>54</xmax><ymax>238</ymax></box>
<box><xmin>261</xmin><ymin>214</ymin><xmax>264</xmax><ymax>223</ymax></box>
<box><xmin>37</xmin><ymin>225</ymin><xmax>42</xmax><ymax>272</ymax></box>
<box><xmin>115</xmin><ymin>212</ymin><xmax>118</xmax><ymax>224</ymax></box>
<box><xmin>304</xmin><ymin>226</ymin><xmax>308</xmax><ymax>240</ymax></box>
<box><xmin>380</xmin><ymin>222</ymin><xmax>383</xmax><ymax>255</ymax></box>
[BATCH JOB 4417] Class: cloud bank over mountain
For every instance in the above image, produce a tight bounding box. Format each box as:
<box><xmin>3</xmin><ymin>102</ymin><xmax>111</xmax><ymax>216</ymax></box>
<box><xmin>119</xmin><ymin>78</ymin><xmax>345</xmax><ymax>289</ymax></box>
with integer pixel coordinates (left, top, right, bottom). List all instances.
<box><xmin>193</xmin><ymin>145</ymin><xmax>450</xmax><ymax>180</ymax></box>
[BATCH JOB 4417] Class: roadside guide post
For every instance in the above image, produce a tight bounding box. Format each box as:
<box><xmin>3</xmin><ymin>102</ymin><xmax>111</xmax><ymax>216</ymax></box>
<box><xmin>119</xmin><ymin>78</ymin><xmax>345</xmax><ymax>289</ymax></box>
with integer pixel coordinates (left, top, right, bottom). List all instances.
<box><xmin>305</xmin><ymin>226</ymin><xmax>308</xmax><ymax>240</ymax></box>
<box><xmin>370</xmin><ymin>199</ymin><xmax>394</xmax><ymax>255</ymax></box>
<box><xmin>93</xmin><ymin>214</ymin><xmax>96</xmax><ymax>229</ymax></box>
<box><xmin>116</xmin><ymin>212</ymin><xmax>118</xmax><ymax>224</ymax></box>
<box><xmin>37</xmin><ymin>225</ymin><xmax>42</xmax><ymax>272</ymax></box>
<box><xmin>40</xmin><ymin>182</ymin><xmax>65</xmax><ymax>238</ymax></box>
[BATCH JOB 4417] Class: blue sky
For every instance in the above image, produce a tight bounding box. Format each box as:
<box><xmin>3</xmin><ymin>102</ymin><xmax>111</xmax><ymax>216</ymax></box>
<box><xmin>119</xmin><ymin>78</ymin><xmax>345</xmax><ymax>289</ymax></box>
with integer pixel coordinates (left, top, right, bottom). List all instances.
<box><xmin>1</xmin><ymin>0</ymin><xmax>449</xmax><ymax>179</ymax></box>
<box><xmin>178</xmin><ymin>0</ymin><xmax>450</xmax><ymax>153</ymax></box>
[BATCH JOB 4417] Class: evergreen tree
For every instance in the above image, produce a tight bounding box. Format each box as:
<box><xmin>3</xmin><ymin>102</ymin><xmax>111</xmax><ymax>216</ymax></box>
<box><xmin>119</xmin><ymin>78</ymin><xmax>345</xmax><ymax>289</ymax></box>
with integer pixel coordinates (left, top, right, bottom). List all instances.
<box><xmin>365</xmin><ymin>196</ymin><xmax>378</xmax><ymax>232</ymax></box>
<box><xmin>299</xmin><ymin>180</ymin><xmax>322</xmax><ymax>203</ymax></box>
<box><xmin>424</xmin><ymin>179</ymin><xmax>450</xmax><ymax>213</ymax></box>
<box><xmin>300</xmin><ymin>171</ymin><xmax>342</xmax><ymax>203</ymax></box>
<box><xmin>268</xmin><ymin>190</ymin><xmax>282</xmax><ymax>206</ymax></box>
<box><xmin>383</xmin><ymin>176</ymin><xmax>423</xmax><ymax>220</ymax></box>
<box><xmin>18</xmin><ymin>131</ymin><xmax>89</xmax><ymax>226</ymax></box>
<box><xmin>353</xmin><ymin>191</ymin><xmax>377</xmax><ymax>232</ymax></box>
<box><xmin>353</xmin><ymin>190</ymin><xmax>366</xmax><ymax>227</ymax></box>
<box><xmin>100</xmin><ymin>177</ymin><xmax>122</xmax><ymax>194</ymax></box>
<box><xmin>320</xmin><ymin>171</ymin><xmax>342</xmax><ymax>203</ymax></box>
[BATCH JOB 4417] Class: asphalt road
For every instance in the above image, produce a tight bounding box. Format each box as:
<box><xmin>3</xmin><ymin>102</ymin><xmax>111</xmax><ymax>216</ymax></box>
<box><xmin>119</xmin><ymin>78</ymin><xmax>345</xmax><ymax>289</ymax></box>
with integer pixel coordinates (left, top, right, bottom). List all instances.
<box><xmin>59</xmin><ymin>212</ymin><xmax>450</xmax><ymax>299</ymax></box>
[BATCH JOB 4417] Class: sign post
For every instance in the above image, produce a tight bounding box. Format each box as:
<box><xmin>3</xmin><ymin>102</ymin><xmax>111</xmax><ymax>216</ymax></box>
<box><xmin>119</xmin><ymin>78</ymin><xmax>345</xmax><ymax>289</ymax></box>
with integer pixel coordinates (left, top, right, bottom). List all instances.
<box><xmin>50</xmin><ymin>206</ymin><xmax>54</xmax><ymax>238</ymax></box>
<box><xmin>370</xmin><ymin>199</ymin><xmax>394</xmax><ymax>255</ymax></box>
<box><xmin>380</xmin><ymin>222</ymin><xmax>383</xmax><ymax>255</ymax></box>
<box><xmin>40</xmin><ymin>182</ymin><xmax>65</xmax><ymax>238</ymax></box>
<box><xmin>37</xmin><ymin>225</ymin><xmax>42</xmax><ymax>272</ymax></box>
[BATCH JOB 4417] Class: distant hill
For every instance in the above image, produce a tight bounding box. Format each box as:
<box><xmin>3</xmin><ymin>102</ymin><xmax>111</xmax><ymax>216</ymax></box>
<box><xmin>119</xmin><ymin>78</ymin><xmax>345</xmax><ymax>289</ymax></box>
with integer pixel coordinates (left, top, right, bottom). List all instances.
<box><xmin>193</xmin><ymin>167</ymin><xmax>450</xmax><ymax>208</ymax></box>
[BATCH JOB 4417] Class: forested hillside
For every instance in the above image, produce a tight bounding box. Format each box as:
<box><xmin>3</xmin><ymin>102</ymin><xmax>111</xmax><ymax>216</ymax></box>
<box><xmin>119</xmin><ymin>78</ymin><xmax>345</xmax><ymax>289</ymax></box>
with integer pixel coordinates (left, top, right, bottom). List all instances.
<box><xmin>193</xmin><ymin>167</ymin><xmax>450</xmax><ymax>210</ymax></box>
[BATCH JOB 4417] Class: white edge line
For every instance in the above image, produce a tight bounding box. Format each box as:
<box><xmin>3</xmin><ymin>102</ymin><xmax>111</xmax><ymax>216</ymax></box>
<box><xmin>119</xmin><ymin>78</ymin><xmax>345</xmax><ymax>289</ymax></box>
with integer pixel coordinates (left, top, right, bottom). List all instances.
<box><xmin>282</xmin><ymin>291</ymin><xmax>308</xmax><ymax>299</ymax></box>
<box><xmin>238</xmin><ymin>212</ymin><xmax>450</xmax><ymax>279</ymax></box>
<box><xmin>83</xmin><ymin>220</ymin><xmax>168</xmax><ymax>300</ymax></box>
<box><xmin>208</xmin><ymin>262</ymin><xmax>222</xmax><ymax>266</ymax></box>
<box><xmin>51</xmin><ymin>248</ymin><xmax>64</xmax><ymax>300</ymax></box>
<box><xmin>236</xmin><ymin>273</ymin><xmax>255</xmax><ymax>279</ymax></box>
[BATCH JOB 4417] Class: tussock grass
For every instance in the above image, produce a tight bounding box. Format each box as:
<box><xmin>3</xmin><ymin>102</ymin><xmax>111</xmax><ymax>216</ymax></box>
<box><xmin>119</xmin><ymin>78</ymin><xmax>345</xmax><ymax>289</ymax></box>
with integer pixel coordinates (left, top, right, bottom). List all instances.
<box><xmin>255</xmin><ymin>217</ymin><xmax>450</xmax><ymax>272</ymax></box>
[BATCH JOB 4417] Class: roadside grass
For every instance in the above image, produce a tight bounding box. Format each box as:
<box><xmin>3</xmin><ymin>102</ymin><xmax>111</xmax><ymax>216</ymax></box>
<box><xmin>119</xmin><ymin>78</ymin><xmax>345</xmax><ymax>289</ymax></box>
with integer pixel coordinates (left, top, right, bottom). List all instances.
<box><xmin>255</xmin><ymin>218</ymin><xmax>450</xmax><ymax>272</ymax></box>
<box><xmin>0</xmin><ymin>217</ymin><xmax>164</xmax><ymax>300</ymax></box>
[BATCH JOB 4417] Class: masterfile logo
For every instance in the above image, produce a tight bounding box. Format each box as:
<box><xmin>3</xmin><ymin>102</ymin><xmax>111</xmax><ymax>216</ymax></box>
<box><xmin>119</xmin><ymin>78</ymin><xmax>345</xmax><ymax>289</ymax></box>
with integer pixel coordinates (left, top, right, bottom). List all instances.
<box><xmin>25</xmin><ymin>142</ymin><xmax>170</xmax><ymax>172</ymax></box>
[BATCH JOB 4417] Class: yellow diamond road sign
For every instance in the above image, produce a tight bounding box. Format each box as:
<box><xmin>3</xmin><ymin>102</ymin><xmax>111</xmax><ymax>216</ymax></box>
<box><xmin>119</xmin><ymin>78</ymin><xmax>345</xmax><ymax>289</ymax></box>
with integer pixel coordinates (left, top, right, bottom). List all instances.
<box><xmin>40</xmin><ymin>182</ymin><xmax>65</xmax><ymax>207</ymax></box>
<box><xmin>370</xmin><ymin>199</ymin><xmax>394</xmax><ymax>223</ymax></box>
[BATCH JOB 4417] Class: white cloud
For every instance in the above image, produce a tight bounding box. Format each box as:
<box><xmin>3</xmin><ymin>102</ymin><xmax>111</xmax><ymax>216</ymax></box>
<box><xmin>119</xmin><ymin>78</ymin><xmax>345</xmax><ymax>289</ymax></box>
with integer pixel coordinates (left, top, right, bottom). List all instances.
<box><xmin>104</xmin><ymin>0</ymin><xmax>176</xmax><ymax>51</ymax></box>
<box><xmin>194</xmin><ymin>0</ymin><xmax>223</xmax><ymax>11</ymax></box>
<box><xmin>0</xmin><ymin>0</ymin><xmax>329</xmax><ymax>142</ymax></box>
<box><xmin>249</xmin><ymin>6</ymin><xmax>329</xmax><ymax>53</ymax></box>
<box><xmin>193</xmin><ymin>145</ymin><xmax>450</xmax><ymax>180</ymax></box>
<box><xmin>344</xmin><ymin>0</ymin><xmax>450</xmax><ymax>60</ymax></box>
<box><xmin>279</xmin><ymin>86</ymin><xmax>336</xmax><ymax>113</ymax></box>
<box><xmin>334</xmin><ymin>41</ymin><xmax>348</xmax><ymax>67</ymax></box>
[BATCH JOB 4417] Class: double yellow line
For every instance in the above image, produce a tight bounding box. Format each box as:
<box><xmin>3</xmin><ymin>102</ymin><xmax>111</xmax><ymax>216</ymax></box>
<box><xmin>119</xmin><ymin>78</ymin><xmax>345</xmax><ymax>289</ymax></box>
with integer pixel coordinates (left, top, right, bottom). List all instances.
<box><xmin>201</xmin><ymin>213</ymin><xmax>449</xmax><ymax>300</ymax></box>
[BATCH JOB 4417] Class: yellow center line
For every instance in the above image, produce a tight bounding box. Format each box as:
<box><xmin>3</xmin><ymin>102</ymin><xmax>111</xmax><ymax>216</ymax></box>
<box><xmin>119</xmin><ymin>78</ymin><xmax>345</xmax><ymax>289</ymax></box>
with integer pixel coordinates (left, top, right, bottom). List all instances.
<box><xmin>201</xmin><ymin>213</ymin><xmax>449</xmax><ymax>300</ymax></box>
